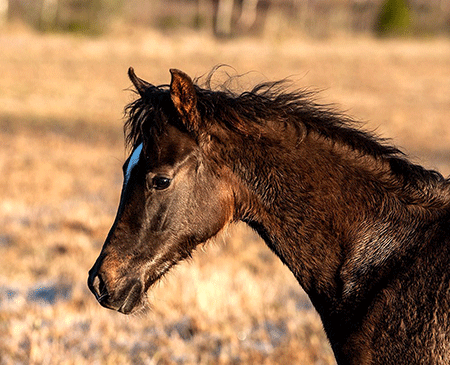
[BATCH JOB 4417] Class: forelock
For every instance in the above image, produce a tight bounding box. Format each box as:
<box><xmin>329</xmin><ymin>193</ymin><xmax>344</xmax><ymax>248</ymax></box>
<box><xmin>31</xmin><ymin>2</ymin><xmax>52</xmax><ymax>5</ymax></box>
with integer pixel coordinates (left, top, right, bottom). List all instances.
<box><xmin>124</xmin><ymin>84</ymin><xmax>174</xmax><ymax>151</ymax></box>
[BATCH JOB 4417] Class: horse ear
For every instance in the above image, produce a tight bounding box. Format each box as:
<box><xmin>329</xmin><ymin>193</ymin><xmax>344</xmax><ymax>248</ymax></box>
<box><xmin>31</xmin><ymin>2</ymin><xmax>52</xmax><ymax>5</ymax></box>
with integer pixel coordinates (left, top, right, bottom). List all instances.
<box><xmin>128</xmin><ymin>67</ymin><xmax>151</xmax><ymax>97</ymax></box>
<box><xmin>169</xmin><ymin>69</ymin><xmax>200</xmax><ymax>132</ymax></box>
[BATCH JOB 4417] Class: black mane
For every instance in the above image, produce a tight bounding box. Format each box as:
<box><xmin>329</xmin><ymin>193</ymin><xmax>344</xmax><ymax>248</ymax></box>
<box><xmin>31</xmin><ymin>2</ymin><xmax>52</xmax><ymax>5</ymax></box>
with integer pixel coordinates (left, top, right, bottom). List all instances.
<box><xmin>125</xmin><ymin>75</ymin><xmax>449</xmax><ymax>198</ymax></box>
<box><xmin>125</xmin><ymin>79</ymin><xmax>395</xmax><ymax>154</ymax></box>
<box><xmin>125</xmin><ymin>84</ymin><xmax>172</xmax><ymax>149</ymax></box>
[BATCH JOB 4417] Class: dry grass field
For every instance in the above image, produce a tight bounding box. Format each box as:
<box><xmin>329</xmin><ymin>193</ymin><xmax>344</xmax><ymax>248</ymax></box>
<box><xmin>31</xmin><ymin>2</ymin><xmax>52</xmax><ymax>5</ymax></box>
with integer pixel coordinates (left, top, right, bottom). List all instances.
<box><xmin>0</xmin><ymin>23</ymin><xmax>449</xmax><ymax>364</ymax></box>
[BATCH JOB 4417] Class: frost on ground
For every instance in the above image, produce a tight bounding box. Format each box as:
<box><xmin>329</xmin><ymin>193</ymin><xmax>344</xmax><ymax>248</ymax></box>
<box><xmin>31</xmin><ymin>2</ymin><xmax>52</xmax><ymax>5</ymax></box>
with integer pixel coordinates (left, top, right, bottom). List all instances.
<box><xmin>0</xmin><ymin>27</ymin><xmax>449</xmax><ymax>365</ymax></box>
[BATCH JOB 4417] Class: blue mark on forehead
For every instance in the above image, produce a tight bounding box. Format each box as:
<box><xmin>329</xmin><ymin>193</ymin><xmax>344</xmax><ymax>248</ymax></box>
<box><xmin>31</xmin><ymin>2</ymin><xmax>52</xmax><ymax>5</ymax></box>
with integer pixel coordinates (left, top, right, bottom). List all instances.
<box><xmin>124</xmin><ymin>143</ymin><xmax>143</xmax><ymax>186</ymax></box>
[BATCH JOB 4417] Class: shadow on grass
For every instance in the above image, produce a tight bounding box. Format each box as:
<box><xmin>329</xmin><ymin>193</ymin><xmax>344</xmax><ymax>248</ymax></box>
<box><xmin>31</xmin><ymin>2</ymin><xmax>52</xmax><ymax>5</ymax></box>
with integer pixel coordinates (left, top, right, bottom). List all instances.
<box><xmin>0</xmin><ymin>114</ymin><xmax>123</xmax><ymax>146</ymax></box>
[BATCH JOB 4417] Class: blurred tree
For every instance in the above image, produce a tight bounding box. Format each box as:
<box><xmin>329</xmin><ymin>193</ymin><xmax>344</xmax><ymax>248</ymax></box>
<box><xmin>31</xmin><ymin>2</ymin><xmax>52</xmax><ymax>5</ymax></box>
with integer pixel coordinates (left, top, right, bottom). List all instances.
<box><xmin>237</xmin><ymin>0</ymin><xmax>258</xmax><ymax>30</ymax></box>
<box><xmin>39</xmin><ymin>0</ymin><xmax>59</xmax><ymax>29</ymax></box>
<box><xmin>375</xmin><ymin>0</ymin><xmax>411</xmax><ymax>36</ymax></box>
<box><xmin>213</xmin><ymin>0</ymin><xmax>270</xmax><ymax>37</ymax></box>
<box><xmin>0</xmin><ymin>0</ymin><xmax>7</xmax><ymax>24</ymax></box>
<box><xmin>6</xmin><ymin>0</ymin><xmax>121</xmax><ymax>34</ymax></box>
<box><xmin>213</xmin><ymin>0</ymin><xmax>234</xmax><ymax>37</ymax></box>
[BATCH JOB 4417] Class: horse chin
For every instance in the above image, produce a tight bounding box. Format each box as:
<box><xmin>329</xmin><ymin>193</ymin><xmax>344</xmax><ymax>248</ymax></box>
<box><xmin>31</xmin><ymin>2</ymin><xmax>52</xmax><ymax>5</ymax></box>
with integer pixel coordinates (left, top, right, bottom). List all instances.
<box><xmin>97</xmin><ymin>279</ymin><xmax>145</xmax><ymax>315</ymax></box>
<box><xmin>117</xmin><ymin>280</ymin><xmax>144</xmax><ymax>315</ymax></box>
<box><xmin>110</xmin><ymin>266</ymin><xmax>173</xmax><ymax>315</ymax></box>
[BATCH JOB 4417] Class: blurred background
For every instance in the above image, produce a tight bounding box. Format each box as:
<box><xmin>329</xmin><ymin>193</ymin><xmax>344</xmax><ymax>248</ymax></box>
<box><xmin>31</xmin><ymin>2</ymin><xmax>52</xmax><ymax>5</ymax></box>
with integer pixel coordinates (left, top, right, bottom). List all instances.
<box><xmin>0</xmin><ymin>1</ymin><xmax>449</xmax><ymax>364</ymax></box>
<box><xmin>3</xmin><ymin>0</ymin><xmax>450</xmax><ymax>37</ymax></box>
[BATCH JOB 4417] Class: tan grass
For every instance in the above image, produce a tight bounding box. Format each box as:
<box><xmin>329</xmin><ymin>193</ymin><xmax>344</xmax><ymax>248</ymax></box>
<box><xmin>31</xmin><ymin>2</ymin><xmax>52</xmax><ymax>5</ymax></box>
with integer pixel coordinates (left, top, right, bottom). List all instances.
<box><xmin>0</xmin><ymin>25</ymin><xmax>449</xmax><ymax>364</ymax></box>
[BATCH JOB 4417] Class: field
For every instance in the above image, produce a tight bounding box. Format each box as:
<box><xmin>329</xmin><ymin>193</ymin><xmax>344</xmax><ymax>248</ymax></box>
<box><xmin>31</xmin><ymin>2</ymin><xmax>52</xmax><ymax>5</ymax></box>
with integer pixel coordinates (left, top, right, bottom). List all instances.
<box><xmin>1</xmin><ymin>24</ymin><xmax>449</xmax><ymax>364</ymax></box>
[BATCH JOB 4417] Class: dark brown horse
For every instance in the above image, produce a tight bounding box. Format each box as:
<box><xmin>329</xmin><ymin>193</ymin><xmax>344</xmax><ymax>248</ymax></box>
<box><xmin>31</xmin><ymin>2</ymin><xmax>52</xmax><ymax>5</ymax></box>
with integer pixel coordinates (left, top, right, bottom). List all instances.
<box><xmin>88</xmin><ymin>68</ymin><xmax>450</xmax><ymax>364</ymax></box>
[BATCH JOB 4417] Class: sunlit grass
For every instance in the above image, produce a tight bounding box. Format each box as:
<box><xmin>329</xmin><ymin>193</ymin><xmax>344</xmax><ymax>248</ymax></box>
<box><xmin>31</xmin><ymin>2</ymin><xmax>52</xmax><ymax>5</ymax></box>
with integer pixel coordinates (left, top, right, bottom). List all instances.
<box><xmin>0</xmin><ymin>27</ymin><xmax>449</xmax><ymax>364</ymax></box>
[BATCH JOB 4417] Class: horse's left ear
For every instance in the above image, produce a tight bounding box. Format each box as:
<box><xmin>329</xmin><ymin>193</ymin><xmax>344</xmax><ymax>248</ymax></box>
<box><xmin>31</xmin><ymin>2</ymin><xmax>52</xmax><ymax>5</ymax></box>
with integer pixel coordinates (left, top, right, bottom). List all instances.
<box><xmin>128</xmin><ymin>67</ymin><xmax>152</xmax><ymax>97</ymax></box>
<box><xmin>169</xmin><ymin>69</ymin><xmax>200</xmax><ymax>132</ymax></box>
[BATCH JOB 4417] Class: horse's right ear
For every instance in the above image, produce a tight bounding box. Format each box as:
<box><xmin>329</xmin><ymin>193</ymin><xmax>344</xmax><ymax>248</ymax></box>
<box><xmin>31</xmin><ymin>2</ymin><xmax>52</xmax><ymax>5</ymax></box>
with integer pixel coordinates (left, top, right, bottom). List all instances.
<box><xmin>128</xmin><ymin>67</ymin><xmax>151</xmax><ymax>97</ymax></box>
<box><xmin>169</xmin><ymin>69</ymin><xmax>201</xmax><ymax>133</ymax></box>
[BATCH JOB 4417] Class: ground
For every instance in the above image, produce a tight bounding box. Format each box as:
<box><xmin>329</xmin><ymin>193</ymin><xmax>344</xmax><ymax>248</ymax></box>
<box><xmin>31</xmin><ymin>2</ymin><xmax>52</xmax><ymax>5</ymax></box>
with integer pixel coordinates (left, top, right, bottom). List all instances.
<box><xmin>0</xmin><ymin>25</ymin><xmax>449</xmax><ymax>364</ymax></box>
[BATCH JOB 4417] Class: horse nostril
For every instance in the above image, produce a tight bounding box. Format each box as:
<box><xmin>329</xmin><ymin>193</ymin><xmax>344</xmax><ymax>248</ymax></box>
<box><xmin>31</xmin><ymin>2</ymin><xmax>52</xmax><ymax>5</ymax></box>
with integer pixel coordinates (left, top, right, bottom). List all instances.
<box><xmin>88</xmin><ymin>272</ymin><xmax>109</xmax><ymax>303</ymax></box>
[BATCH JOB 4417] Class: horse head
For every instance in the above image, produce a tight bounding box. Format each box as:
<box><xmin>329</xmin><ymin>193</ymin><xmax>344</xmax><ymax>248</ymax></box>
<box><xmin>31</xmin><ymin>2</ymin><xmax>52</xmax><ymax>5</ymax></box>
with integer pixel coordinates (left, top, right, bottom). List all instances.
<box><xmin>88</xmin><ymin>69</ymin><xmax>236</xmax><ymax>314</ymax></box>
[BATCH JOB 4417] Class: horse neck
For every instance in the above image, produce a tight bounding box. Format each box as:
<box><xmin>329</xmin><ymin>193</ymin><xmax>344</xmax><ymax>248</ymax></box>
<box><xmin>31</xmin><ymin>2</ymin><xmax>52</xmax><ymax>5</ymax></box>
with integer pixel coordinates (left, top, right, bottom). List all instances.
<box><xmin>225</xmin><ymin>131</ymin><xmax>447</xmax><ymax>306</ymax></box>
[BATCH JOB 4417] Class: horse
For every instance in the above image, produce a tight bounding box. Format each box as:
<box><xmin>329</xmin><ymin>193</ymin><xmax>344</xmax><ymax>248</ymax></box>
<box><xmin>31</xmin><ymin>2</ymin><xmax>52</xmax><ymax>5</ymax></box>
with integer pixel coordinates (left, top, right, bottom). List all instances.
<box><xmin>88</xmin><ymin>67</ymin><xmax>450</xmax><ymax>364</ymax></box>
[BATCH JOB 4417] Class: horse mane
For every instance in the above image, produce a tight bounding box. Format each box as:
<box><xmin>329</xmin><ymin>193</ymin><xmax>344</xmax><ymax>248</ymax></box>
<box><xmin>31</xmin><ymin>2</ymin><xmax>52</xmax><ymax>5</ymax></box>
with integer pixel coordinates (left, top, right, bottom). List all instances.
<box><xmin>124</xmin><ymin>72</ymin><xmax>449</xmax><ymax>200</ymax></box>
<box><xmin>125</xmin><ymin>77</ymin><xmax>394</xmax><ymax>154</ymax></box>
<box><xmin>124</xmin><ymin>84</ymin><xmax>173</xmax><ymax>149</ymax></box>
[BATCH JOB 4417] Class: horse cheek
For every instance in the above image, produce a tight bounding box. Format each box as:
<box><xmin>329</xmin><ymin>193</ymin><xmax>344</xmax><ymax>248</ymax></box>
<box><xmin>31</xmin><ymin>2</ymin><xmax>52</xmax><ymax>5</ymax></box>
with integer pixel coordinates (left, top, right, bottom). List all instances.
<box><xmin>199</xmin><ymin>186</ymin><xmax>233</xmax><ymax>240</ymax></box>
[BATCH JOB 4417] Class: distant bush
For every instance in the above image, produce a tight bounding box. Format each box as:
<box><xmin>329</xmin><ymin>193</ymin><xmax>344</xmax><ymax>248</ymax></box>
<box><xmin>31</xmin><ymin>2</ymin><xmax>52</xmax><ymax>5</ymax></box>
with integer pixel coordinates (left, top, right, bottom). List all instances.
<box><xmin>8</xmin><ymin>0</ymin><xmax>122</xmax><ymax>35</ymax></box>
<box><xmin>375</xmin><ymin>0</ymin><xmax>412</xmax><ymax>36</ymax></box>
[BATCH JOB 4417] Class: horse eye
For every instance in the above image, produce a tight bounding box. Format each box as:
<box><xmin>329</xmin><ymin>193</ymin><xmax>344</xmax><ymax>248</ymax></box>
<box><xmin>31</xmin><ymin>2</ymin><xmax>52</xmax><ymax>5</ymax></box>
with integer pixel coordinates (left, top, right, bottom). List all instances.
<box><xmin>152</xmin><ymin>176</ymin><xmax>171</xmax><ymax>190</ymax></box>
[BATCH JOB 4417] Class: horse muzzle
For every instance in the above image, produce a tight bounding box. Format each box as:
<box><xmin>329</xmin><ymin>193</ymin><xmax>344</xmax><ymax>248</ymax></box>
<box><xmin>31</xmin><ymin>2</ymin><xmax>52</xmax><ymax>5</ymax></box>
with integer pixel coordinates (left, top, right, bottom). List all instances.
<box><xmin>88</xmin><ymin>266</ymin><xmax>144</xmax><ymax>315</ymax></box>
